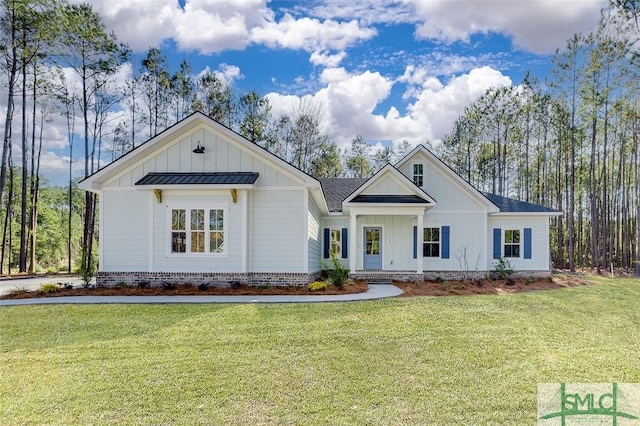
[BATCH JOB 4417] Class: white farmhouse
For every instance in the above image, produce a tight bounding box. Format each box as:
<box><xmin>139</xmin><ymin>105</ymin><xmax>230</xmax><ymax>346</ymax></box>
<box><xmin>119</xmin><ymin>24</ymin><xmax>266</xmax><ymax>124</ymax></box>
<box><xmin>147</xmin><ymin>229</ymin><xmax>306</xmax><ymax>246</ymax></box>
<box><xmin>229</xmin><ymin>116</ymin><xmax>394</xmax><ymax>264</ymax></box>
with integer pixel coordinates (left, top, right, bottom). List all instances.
<box><xmin>79</xmin><ymin>112</ymin><xmax>561</xmax><ymax>286</ymax></box>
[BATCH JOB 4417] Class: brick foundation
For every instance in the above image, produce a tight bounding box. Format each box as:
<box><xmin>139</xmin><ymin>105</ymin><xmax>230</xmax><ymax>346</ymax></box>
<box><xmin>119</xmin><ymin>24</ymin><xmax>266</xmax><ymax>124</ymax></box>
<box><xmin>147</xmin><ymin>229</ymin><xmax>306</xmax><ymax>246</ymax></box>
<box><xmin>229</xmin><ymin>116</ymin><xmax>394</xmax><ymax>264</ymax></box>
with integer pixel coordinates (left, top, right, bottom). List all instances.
<box><xmin>350</xmin><ymin>270</ymin><xmax>552</xmax><ymax>282</ymax></box>
<box><xmin>96</xmin><ymin>271</ymin><xmax>320</xmax><ymax>287</ymax></box>
<box><xmin>97</xmin><ymin>269</ymin><xmax>552</xmax><ymax>287</ymax></box>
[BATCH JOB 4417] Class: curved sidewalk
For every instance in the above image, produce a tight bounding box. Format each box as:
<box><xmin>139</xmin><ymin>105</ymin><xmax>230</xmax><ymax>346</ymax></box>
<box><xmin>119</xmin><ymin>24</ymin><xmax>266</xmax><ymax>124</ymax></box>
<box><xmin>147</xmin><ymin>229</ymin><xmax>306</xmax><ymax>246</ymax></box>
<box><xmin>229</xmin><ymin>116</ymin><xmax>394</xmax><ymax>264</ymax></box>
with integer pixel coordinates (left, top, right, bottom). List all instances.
<box><xmin>0</xmin><ymin>284</ymin><xmax>403</xmax><ymax>306</ymax></box>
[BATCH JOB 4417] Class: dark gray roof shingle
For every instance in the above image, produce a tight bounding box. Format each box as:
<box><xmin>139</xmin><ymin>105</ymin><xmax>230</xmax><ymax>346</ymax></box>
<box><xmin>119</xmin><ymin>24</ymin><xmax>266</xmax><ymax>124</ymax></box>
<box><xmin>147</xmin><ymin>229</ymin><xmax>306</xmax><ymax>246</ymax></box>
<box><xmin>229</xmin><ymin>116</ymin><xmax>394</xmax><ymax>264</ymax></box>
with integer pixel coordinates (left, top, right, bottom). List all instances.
<box><xmin>135</xmin><ymin>172</ymin><xmax>259</xmax><ymax>186</ymax></box>
<box><xmin>481</xmin><ymin>192</ymin><xmax>560</xmax><ymax>213</ymax></box>
<box><xmin>319</xmin><ymin>178</ymin><xmax>368</xmax><ymax>212</ymax></box>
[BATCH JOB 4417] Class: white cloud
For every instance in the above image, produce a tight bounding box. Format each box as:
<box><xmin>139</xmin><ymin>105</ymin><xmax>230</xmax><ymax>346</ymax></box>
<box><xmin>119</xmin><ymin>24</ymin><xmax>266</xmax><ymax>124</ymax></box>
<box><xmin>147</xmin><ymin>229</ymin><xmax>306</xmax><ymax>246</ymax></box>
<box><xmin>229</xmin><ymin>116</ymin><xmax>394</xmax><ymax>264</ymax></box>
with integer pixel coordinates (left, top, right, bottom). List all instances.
<box><xmin>195</xmin><ymin>64</ymin><xmax>244</xmax><ymax>86</ymax></box>
<box><xmin>250</xmin><ymin>14</ymin><xmax>376</xmax><ymax>52</ymax></box>
<box><xmin>70</xmin><ymin>0</ymin><xmax>179</xmax><ymax>51</ymax></box>
<box><xmin>406</xmin><ymin>0</ymin><xmax>607</xmax><ymax>54</ymax></box>
<box><xmin>310</xmin><ymin>50</ymin><xmax>347</xmax><ymax>67</ymax></box>
<box><xmin>173</xmin><ymin>0</ymin><xmax>268</xmax><ymax>53</ymax></box>
<box><xmin>267</xmin><ymin>65</ymin><xmax>512</xmax><ymax>149</ymax></box>
<box><xmin>80</xmin><ymin>0</ymin><xmax>376</xmax><ymax>57</ymax></box>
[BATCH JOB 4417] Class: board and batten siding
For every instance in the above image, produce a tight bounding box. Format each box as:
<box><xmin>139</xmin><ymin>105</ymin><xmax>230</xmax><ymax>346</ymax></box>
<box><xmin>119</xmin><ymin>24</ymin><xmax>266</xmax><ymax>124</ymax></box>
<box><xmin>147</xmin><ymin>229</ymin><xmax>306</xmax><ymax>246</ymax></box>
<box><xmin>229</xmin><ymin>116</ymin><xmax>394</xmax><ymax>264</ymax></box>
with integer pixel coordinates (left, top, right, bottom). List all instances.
<box><xmin>398</xmin><ymin>153</ymin><xmax>487</xmax><ymax>212</ymax></box>
<box><xmin>100</xmin><ymin>190</ymin><xmax>149</xmax><ymax>271</ymax></box>
<box><xmin>307</xmin><ymin>195</ymin><xmax>321</xmax><ymax>273</ymax></box>
<box><xmin>249</xmin><ymin>189</ymin><xmax>305</xmax><ymax>272</ymax></box>
<box><xmin>105</xmin><ymin>126</ymin><xmax>298</xmax><ymax>188</ymax></box>
<box><xmin>362</xmin><ymin>175</ymin><xmax>407</xmax><ymax>195</ymax></box>
<box><xmin>151</xmin><ymin>190</ymin><xmax>243</xmax><ymax>273</ymax></box>
<box><xmin>487</xmin><ymin>216</ymin><xmax>551</xmax><ymax>271</ymax></box>
<box><xmin>416</xmin><ymin>212</ymin><xmax>486</xmax><ymax>271</ymax></box>
<box><xmin>354</xmin><ymin>215</ymin><xmax>414</xmax><ymax>271</ymax></box>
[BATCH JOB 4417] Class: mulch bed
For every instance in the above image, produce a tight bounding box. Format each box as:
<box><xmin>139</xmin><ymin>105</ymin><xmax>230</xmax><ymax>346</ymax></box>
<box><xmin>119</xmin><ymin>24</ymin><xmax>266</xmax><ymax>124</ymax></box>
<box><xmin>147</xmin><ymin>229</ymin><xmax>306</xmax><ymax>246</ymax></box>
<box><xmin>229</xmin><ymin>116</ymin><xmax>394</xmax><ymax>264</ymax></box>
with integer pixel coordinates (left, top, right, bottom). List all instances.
<box><xmin>394</xmin><ymin>276</ymin><xmax>589</xmax><ymax>297</ymax></box>
<box><xmin>1</xmin><ymin>276</ymin><xmax>591</xmax><ymax>300</ymax></box>
<box><xmin>0</xmin><ymin>280</ymin><xmax>369</xmax><ymax>299</ymax></box>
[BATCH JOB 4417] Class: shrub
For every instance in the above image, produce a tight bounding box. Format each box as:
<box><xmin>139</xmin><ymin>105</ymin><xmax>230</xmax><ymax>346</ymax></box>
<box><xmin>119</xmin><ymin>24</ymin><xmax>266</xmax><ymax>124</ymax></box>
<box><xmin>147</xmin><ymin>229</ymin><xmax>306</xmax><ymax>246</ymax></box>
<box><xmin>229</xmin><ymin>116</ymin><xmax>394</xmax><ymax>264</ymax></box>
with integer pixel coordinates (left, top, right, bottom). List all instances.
<box><xmin>493</xmin><ymin>258</ymin><xmax>514</xmax><ymax>280</ymax></box>
<box><xmin>138</xmin><ymin>281</ymin><xmax>150</xmax><ymax>289</ymax></box>
<box><xmin>506</xmin><ymin>277</ymin><xmax>516</xmax><ymax>286</ymax></box>
<box><xmin>229</xmin><ymin>281</ymin><xmax>243</xmax><ymax>289</ymax></box>
<box><xmin>115</xmin><ymin>281</ymin><xmax>130</xmax><ymax>288</ymax></box>
<box><xmin>197</xmin><ymin>283</ymin><xmax>210</xmax><ymax>291</ymax></box>
<box><xmin>308</xmin><ymin>281</ymin><xmax>328</xmax><ymax>292</ymax></box>
<box><xmin>474</xmin><ymin>278</ymin><xmax>485</xmax><ymax>287</ymax></box>
<box><xmin>161</xmin><ymin>281</ymin><xmax>177</xmax><ymax>290</ymax></box>
<box><xmin>435</xmin><ymin>276</ymin><xmax>444</xmax><ymax>283</ymax></box>
<box><xmin>257</xmin><ymin>284</ymin><xmax>269</xmax><ymax>289</ymax></box>
<box><xmin>323</xmin><ymin>252</ymin><xmax>349</xmax><ymax>288</ymax></box>
<box><xmin>38</xmin><ymin>283</ymin><xmax>61</xmax><ymax>294</ymax></box>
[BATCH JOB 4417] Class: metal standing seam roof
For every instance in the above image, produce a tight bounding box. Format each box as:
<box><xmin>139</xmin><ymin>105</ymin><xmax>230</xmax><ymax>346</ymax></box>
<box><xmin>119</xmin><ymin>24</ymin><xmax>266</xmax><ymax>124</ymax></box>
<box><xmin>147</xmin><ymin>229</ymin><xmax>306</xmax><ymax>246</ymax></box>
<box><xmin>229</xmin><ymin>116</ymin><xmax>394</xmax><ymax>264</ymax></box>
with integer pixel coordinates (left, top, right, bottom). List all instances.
<box><xmin>350</xmin><ymin>195</ymin><xmax>431</xmax><ymax>204</ymax></box>
<box><xmin>135</xmin><ymin>172</ymin><xmax>259</xmax><ymax>186</ymax></box>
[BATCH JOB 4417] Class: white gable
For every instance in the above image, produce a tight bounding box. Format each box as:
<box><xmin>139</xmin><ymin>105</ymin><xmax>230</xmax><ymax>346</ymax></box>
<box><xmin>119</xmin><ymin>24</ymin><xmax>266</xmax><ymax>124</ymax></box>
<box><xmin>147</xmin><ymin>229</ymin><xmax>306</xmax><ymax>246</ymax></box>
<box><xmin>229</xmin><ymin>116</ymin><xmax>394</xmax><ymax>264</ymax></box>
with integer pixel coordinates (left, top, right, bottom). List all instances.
<box><xmin>80</xmin><ymin>112</ymin><xmax>320</xmax><ymax>191</ymax></box>
<box><xmin>361</xmin><ymin>170</ymin><xmax>415</xmax><ymax>196</ymax></box>
<box><xmin>396</xmin><ymin>146</ymin><xmax>498</xmax><ymax>213</ymax></box>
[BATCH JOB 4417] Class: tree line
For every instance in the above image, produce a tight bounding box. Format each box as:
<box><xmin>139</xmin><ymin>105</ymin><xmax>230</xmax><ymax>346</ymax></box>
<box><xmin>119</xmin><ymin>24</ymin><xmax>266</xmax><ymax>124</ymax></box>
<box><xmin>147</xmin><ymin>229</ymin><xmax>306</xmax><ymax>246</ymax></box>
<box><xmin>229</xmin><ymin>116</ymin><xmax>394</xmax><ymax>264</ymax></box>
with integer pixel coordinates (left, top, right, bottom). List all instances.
<box><xmin>1</xmin><ymin>0</ymin><xmax>638</xmax><ymax>274</ymax></box>
<box><xmin>438</xmin><ymin>8</ymin><xmax>640</xmax><ymax>272</ymax></box>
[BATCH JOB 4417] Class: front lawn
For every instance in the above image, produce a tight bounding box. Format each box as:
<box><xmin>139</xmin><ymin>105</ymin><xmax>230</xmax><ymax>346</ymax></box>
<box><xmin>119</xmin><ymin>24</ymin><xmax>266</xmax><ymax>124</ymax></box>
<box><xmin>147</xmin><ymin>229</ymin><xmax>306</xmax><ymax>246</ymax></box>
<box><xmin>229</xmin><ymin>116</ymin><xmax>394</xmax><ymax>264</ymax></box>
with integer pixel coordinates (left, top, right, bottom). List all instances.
<box><xmin>1</xmin><ymin>276</ymin><xmax>638</xmax><ymax>424</ymax></box>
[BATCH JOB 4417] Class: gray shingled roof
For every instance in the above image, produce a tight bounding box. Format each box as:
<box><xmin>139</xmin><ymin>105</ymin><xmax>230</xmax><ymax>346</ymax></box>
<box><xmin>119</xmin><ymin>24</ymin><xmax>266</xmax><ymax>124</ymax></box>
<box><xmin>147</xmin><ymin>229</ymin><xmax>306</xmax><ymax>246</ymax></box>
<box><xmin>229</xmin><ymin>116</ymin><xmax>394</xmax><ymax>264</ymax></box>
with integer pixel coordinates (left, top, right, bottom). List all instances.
<box><xmin>319</xmin><ymin>178</ymin><xmax>368</xmax><ymax>212</ymax></box>
<box><xmin>481</xmin><ymin>192</ymin><xmax>560</xmax><ymax>213</ymax></box>
<box><xmin>135</xmin><ymin>172</ymin><xmax>259</xmax><ymax>186</ymax></box>
<box><xmin>351</xmin><ymin>195</ymin><xmax>430</xmax><ymax>204</ymax></box>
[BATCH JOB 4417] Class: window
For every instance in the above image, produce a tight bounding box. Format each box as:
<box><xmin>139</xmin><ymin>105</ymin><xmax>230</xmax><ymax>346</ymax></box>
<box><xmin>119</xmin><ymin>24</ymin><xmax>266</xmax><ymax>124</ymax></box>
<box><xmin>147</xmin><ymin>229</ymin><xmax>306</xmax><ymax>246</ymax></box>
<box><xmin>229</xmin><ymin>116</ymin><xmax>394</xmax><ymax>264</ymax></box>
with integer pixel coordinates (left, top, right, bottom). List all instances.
<box><xmin>504</xmin><ymin>229</ymin><xmax>520</xmax><ymax>258</ymax></box>
<box><xmin>423</xmin><ymin>227</ymin><xmax>440</xmax><ymax>257</ymax></box>
<box><xmin>330</xmin><ymin>229</ymin><xmax>341</xmax><ymax>257</ymax></box>
<box><xmin>170</xmin><ymin>207</ymin><xmax>225</xmax><ymax>255</ymax></box>
<box><xmin>413</xmin><ymin>164</ymin><xmax>424</xmax><ymax>187</ymax></box>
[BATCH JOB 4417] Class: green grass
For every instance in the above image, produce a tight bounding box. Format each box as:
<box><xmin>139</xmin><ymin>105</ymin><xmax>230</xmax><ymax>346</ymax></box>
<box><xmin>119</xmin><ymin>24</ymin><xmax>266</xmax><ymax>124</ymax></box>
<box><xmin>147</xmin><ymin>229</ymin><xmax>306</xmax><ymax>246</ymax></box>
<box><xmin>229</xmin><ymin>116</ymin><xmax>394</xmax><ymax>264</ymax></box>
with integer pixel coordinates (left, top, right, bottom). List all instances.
<box><xmin>1</xmin><ymin>276</ymin><xmax>639</xmax><ymax>425</ymax></box>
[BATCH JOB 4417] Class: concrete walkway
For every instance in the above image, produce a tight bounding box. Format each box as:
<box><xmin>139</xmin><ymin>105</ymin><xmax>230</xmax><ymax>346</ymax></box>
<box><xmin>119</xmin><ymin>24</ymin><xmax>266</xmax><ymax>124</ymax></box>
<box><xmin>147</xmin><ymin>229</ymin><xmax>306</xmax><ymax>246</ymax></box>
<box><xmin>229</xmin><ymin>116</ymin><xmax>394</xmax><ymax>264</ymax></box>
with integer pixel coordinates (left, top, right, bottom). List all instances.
<box><xmin>0</xmin><ymin>284</ymin><xmax>403</xmax><ymax>306</ymax></box>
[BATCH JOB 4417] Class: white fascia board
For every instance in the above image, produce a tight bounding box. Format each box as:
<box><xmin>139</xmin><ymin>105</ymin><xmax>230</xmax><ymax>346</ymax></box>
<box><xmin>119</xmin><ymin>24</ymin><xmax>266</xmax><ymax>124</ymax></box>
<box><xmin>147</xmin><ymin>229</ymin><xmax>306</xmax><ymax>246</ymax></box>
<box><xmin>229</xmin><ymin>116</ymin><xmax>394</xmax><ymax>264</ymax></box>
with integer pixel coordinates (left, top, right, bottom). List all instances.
<box><xmin>347</xmin><ymin>205</ymin><xmax>428</xmax><ymax>216</ymax></box>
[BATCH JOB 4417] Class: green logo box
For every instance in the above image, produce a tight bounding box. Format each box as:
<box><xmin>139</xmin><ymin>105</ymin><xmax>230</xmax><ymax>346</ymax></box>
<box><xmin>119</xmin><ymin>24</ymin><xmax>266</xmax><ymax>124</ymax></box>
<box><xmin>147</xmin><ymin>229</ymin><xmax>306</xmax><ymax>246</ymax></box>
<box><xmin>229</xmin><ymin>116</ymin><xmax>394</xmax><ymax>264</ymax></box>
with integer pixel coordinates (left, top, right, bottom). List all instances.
<box><xmin>538</xmin><ymin>383</ymin><xmax>640</xmax><ymax>425</ymax></box>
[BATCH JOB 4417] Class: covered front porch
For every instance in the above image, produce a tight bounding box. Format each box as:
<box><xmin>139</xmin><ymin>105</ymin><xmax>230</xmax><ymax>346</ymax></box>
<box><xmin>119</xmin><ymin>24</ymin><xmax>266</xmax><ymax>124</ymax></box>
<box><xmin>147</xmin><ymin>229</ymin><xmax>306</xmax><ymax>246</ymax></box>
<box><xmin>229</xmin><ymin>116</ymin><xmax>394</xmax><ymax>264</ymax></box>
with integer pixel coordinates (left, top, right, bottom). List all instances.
<box><xmin>346</xmin><ymin>206</ymin><xmax>430</xmax><ymax>275</ymax></box>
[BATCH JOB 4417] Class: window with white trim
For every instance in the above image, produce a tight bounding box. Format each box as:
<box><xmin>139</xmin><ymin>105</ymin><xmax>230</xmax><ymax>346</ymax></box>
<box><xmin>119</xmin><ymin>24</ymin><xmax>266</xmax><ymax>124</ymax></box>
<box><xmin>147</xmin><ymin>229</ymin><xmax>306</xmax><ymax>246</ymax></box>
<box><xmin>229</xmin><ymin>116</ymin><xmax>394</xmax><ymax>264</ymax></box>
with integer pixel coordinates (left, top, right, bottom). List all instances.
<box><xmin>504</xmin><ymin>229</ymin><xmax>520</xmax><ymax>258</ymax></box>
<box><xmin>413</xmin><ymin>164</ymin><xmax>424</xmax><ymax>187</ymax></box>
<box><xmin>330</xmin><ymin>229</ymin><xmax>341</xmax><ymax>257</ymax></box>
<box><xmin>170</xmin><ymin>207</ymin><xmax>226</xmax><ymax>254</ymax></box>
<box><xmin>423</xmin><ymin>227</ymin><xmax>440</xmax><ymax>257</ymax></box>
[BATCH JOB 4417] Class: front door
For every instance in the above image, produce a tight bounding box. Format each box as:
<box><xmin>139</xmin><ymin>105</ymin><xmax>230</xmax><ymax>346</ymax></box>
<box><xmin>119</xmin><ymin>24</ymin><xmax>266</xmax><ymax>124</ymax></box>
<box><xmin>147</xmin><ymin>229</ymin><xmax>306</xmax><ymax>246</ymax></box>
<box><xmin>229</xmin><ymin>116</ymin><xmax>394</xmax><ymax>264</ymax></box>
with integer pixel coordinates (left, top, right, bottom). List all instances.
<box><xmin>363</xmin><ymin>227</ymin><xmax>382</xmax><ymax>270</ymax></box>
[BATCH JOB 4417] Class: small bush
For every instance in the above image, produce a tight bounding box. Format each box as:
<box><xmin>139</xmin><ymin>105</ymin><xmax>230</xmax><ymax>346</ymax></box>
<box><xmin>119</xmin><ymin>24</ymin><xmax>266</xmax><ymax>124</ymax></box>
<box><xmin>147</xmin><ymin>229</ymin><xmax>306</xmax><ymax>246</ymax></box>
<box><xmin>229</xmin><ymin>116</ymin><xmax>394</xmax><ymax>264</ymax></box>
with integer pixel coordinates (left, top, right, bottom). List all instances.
<box><xmin>506</xmin><ymin>277</ymin><xmax>516</xmax><ymax>286</ymax></box>
<box><xmin>161</xmin><ymin>281</ymin><xmax>177</xmax><ymax>290</ymax></box>
<box><xmin>197</xmin><ymin>283</ymin><xmax>209</xmax><ymax>291</ymax></box>
<box><xmin>38</xmin><ymin>283</ymin><xmax>61</xmax><ymax>294</ymax></box>
<box><xmin>435</xmin><ymin>276</ymin><xmax>444</xmax><ymax>283</ymax></box>
<box><xmin>308</xmin><ymin>281</ymin><xmax>328</xmax><ymax>292</ymax></box>
<box><xmin>229</xmin><ymin>281</ymin><xmax>242</xmax><ymax>289</ymax></box>
<box><xmin>323</xmin><ymin>252</ymin><xmax>349</xmax><ymax>288</ymax></box>
<box><xmin>58</xmin><ymin>282</ymin><xmax>74</xmax><ymax>290</ymax></box>
<box><xmin>138</xmin><ymin>281</ymin><xmax>150</xmax><ymax>289</ymax></box>
<box><xmin>115</xmin><ymin>281</ymin><xmax>130</xmax><ymax>288</ymax></box>
<box><xmin>493</xmin><ymin>258</ymin><xmax>514</xmax><ymax>280</ymax></box>
<box><xmin>475</xmin><ymin>278</ymin><xmax>485</xmax><ymax>287</ymax></box>
<box><xmin>257</xmin><ymin>284</ymin><xmax>269</xmax><ymax>289</ymax></box>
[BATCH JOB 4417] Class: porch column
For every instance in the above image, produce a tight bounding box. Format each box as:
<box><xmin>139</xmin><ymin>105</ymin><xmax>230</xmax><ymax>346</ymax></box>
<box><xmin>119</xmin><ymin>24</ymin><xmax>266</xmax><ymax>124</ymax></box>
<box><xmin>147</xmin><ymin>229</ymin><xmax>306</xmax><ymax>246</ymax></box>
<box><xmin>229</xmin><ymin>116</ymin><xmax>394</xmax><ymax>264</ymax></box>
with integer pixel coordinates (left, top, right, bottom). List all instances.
<box><xmin>416</xmin><ymin>213</ymin><xmax>423</xmax><ymax>274</ymax></box>
<box><xmin>349</xmin><ymin>213</ymin><xmax>357</xmax><ymax>273</ymax></box>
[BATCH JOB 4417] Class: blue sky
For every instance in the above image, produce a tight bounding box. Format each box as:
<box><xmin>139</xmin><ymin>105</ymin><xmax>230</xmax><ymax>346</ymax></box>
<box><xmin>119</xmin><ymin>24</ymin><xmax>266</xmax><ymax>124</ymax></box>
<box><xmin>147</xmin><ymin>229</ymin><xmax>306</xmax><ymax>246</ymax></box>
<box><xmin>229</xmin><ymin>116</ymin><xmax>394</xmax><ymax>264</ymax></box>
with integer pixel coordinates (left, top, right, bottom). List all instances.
<box><xmin>18</xmin><ymin>0</ymin><xmax>609</xmax><ymax>183</ymax></box>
